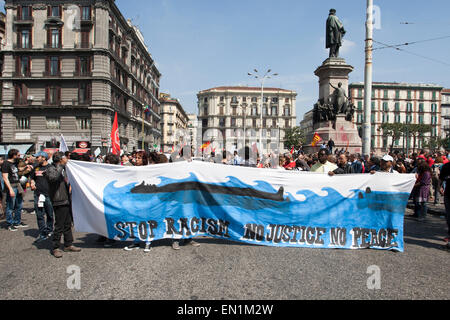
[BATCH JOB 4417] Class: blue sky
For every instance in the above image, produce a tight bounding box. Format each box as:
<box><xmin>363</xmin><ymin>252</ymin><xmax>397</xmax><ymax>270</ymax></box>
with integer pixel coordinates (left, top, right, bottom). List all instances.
<box><xmin>14</xmin><ymin>0</ymin><xmax>450</xmax><ymax>123</ymax></box>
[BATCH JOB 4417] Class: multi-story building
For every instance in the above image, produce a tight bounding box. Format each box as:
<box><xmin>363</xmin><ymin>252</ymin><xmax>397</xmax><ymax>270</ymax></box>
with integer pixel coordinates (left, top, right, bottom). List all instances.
<box><xmin>0</xmin><ymin>0</ymin><xmax>161</xmax><ymax>154</ymax></box>
<box><xmin>187</xmin><ymin>113</ymin><xmax>199</xmax><ymax>152</ymax></box>
<box><xmin>0</xmin><ymin>12</ymin><xmax>5</xmax><ymax>143</ymax></box>
<box><xmin>441</xmin><ymin>89</ymin><xmax>450</xmax><ymax>138</ymax></box>
<box><xmin>159</xmin><ymin>93</ymin><xmax>188</xmax><ymax>153</ymax></box>
<box><xmin>299</xmin><ymin>109</ymin><xmax>313</xmax><ymax>136</ymax></box>
<box><xmin>349</xmin><ymin>82</ymin><xmax>443</xmax><ymax>154</ymax></box>
<box><xmin>197</xmin><ymin>86</ymin><xmax>297</xmax><ymax>153</ymax></box>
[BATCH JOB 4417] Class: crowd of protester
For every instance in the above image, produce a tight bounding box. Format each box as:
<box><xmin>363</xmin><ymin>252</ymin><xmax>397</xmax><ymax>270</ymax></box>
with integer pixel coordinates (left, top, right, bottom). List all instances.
<box><xmin>1</xmin><ymin>144</ymin><xmax>450</xmax><ymax>258</ymax></box>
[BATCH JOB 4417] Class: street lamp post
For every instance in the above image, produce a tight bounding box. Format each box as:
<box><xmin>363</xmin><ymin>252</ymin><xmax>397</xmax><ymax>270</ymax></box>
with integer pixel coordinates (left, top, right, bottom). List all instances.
<box><xmin>248</xmin><ymin>69</ymin><xmax>278</xmax><ymax>156</ymax></box>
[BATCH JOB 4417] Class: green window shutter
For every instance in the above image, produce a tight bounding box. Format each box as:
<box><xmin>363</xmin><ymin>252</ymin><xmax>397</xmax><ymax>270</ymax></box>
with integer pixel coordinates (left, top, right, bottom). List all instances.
<box><xmin>371</xmin><ymin>102</ymin><xmax>375</xmax><ymax>111</ymax></box>
<box><xmin>358</xmin><ymin>89</ymin><xmax>362</xmax><ymax>98</ymax></box>
<box><xmin>384</xmin><ymin>90</ymin><xmax>388</xmax><ymax>99</ymax></box>
<box><xmin>383</xmin><ymin>102</ymin><xmax>388</xmax><ymax>111</ymax></box>
<box><xmin>432</xmin><ymin>91</ymin><xmax>436</xmax><ymax>100</ymax></box>
<box><xmin>395</xmin><ymin>90</ymin><xmax>400</xmax><ymax>99</ymax></box>
<box><xmin>395</xmin><ymin>102</ymin><xmax>400</xmax><ymax>112</ymax></box>
<box><xmin>419</xmin><ymin>103</ymin><xmax>424</xmax><ymax>112</ymax></box>
<box><xmin>407</xmin><ymin>91</ymin><xmax>412</xmax><ymax>100</ymax></box>
<box><xmin>358</xmin><ymin>101</ymin><xmax>362</xmax><ymax>110</ymax></box>
<box><xmin>420</xmin><ymin>91</ymin><xmax>424</xmax><ymax>100</ymax></box>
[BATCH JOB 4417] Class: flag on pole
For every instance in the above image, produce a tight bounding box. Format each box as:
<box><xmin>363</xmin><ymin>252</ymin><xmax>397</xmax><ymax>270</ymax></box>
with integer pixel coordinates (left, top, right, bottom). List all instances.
<box><xmin>60</xmin><ymin>134</ymin><xmax>69</xmax><ymax>153</ymax></box>
<box><xmin>200</xmin><ymin>141</ymin><xmax>210</xmax><ymax>151</ymax></box>
<box><xmin>311</xmin><ymin>132</ymin><xmax>322</xmax><ymax>147</ymax></box>
<box><xmin>144</xmin><ymin>105</ymin><xmax>151</xmax><ymax>116</ymax></box>
<box><xmin>290</xmin><ymin>146</ymin><xmax>295</xmax><ymax>155</ymax></box>
<box><xmin>110</xmin><ymin>112</ymin><xmax>120</xmax><ymax>155</ymax></box>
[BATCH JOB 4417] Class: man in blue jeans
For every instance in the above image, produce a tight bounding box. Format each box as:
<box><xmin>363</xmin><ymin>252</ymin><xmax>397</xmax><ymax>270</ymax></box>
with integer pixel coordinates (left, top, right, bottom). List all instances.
<box><xmin>1</xmin><ymin>149</ymin><xmax>28</xmax><ymax>231</ymax></box>
<box><xmin>30</xmin><ymin>151</ymin><xmax>54</xmax><ymax>243</ymax></box>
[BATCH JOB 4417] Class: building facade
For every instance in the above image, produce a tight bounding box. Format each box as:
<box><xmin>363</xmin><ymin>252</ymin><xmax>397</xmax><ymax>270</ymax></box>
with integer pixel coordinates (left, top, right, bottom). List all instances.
<box><xmin>197</xmin><ymin>86</ymin><xmax>297</xmax><ymax>153</ymax></box>
<box><xmin>187</xmin><ymin>113</ymin><xmax>199</xmax><ymax>152</ymax></box>
<box><xmin>159</xmin><ymin>93</ymin><xmax>188</xmax><ymax>153</ymax></box>
<box><xmin>299</xmin><ymin>109</ymin><xmax>313</xmax><ymax>136</ymax></box>
<box><xmin>349</xmin><ymin>82</ymin><xmax>443</xmax><ymax>154</ymax></box>
<box><xmin>441</xmin><ymin>89</ymin><xmax>450</xmax><ymax>138</ymax></box>
<box><xmin>0</xmin><ymin>0</ymin><xmax>162</xmax><ymax>154</ymax></box>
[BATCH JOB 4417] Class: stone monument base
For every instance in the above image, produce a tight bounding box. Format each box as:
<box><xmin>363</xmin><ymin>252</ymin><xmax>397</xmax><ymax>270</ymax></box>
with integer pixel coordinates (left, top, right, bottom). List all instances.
<box><xmin>304</xmin><ymin>115</ymin><xmax>362</xmax><ymax>154</ymax></box>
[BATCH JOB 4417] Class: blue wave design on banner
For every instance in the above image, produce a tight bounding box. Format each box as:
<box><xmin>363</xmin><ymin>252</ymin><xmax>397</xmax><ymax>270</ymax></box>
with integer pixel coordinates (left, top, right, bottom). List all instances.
<box><xmin>103</xmin><ymin>173</ymin><xmax>409</xmax><ymax>251</ymax></box>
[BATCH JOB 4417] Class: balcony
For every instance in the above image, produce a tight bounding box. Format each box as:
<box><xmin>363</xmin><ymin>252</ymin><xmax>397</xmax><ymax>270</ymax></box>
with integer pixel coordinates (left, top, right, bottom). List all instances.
<box><xmin>109</xmin><ymin>21</ymin><xmax>118</xmax><ymax>35</ymax></box>
<box><xmin>13</xmin><ymin>71</ymin><xmax>31</xmax><ymax>78</ymax></box>
<box><xmin>73</xmin><ymin>71</ymin><xmax>92</xmax><ymax>77</ymax></box>
<box><xmin>45</xmin><ymin>16</ymin><xmax>63</xmax><ymax>26</ymax></box>
<box><xmin>72</xmin><ymin>99</ymin><xmax>91</xmax><ymax>106</ymax></box>
<box><xmin>74</xmin><ymin>42</ymin><xmax>93</xmax><ymax>49</ymax></box>
<box><xmin>14</xmin><ymin>15</ymin><xmax>34</xmax><ymax>25</ymax></box>
<box><xmin>80</xmin><ymin>16</ymin><xmax>94</xmax><ymax>26</ymax></box>
<box><xmin>43</xmin><ymin>71</ymin><xmax>61</xmax><ymax>77</ymax></box>
<box><xmin>42</xmin><ymin>99</ymin><xmax>61</xmax><ymax>106</ymax></box>
<box><xmin>44</xmin><ymin>43</ymin><xmax>62</xmax><ymax>50</ymax></box>
<box><xmin>13</xmin><ymin>44</ymin><xmax>32</xmax><ymax>50</ymax></box>
<box><xmin>13</xmin><ymin>98</ymin><xmax>31</xmax><ymax>106</ymax></box>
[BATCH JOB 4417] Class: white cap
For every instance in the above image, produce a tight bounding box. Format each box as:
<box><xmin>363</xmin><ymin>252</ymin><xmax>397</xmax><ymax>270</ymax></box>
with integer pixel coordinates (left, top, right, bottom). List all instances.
<box><xmin>382</xmin><ymin>155</ymin><xmax>394</xmax><ymax>162</ymax></box>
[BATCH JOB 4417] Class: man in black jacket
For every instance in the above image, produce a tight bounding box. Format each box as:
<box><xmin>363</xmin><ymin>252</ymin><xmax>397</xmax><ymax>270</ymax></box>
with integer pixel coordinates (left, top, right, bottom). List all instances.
<box><xmin>328</xmin><ymin>154</ymin><xmax>354</xmax><ymax>176</ymax></box>
<box><xmin>45</xmin><ymin>152</ymin><xmax>81</xmax><ymax>258</ymax></box>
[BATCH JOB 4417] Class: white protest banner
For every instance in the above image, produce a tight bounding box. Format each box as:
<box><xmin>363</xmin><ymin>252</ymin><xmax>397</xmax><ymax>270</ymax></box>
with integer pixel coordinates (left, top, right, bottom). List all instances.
<box><xmin>66</xmin><ymin>160</ymin><xmax>416</xmax><ymax>251</ymax></box>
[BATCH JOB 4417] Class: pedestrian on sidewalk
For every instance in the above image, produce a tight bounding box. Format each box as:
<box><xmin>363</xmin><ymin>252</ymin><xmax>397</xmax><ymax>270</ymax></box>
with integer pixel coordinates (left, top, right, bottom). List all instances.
<box><xmin>45</xmin><ymin>152</ymin><xmax>81</xmax><ymax>258</ymax></box>
<box><xmin>439</xmin><ymin>161</ymin><xmax>450</xmax><ymax>243</ymax></box>
<box><xmin>30</xmin><ymin>152</ymin><xmax>54</xmax><ymax>243</ymax></box>
<box><xmin>412</xmin><ymin>162</ymin><xmax>432</xmax><ymax>221</ymax></box>
<box><xmin>2</xmin><ymin>149</ymin><xmax>28</xmax><ymax>231</ymax></box>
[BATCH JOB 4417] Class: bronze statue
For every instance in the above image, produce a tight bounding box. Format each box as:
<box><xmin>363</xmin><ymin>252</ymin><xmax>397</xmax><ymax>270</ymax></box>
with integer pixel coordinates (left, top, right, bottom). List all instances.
<box><xmin>330</xmin><ymin>82</ymin><xmax>349</xmax><ymax>114</ymax></box>
<box><xmin>326</xmin><ymin>9</ymin><xmax>346</xmax><ymax>58</ymax></box>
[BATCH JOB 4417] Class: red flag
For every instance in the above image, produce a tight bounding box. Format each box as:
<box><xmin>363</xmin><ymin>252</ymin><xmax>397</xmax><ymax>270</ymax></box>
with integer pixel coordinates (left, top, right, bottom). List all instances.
<box><xmin>311</xmin><ymin>132</ymin><xmax>322</xmax><ymax>147</ymax></box>
<box><xmin>110</xmin><ymin>112</ymin><xmax>120</xmax><ymax>155</ymax></box>
<box><xmin>290</xmin><ymin>146</ymin><xmax>295</xmax><ymax>155</ymax></box>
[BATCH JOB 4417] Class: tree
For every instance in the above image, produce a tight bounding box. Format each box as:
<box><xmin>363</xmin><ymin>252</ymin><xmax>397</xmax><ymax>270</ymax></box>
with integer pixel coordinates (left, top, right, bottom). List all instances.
<box><xmin>284</xmin><ymin>126</ymin><xmax>306</xmax><ymax>150</ymax></box>
<box><xmin>380</xmin><ymin>123</ymin><xmax>404</xmax><ymax>152</ymax></box>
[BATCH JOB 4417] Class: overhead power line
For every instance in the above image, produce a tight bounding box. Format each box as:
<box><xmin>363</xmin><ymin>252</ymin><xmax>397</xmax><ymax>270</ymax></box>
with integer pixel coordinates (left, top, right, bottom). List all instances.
<box><xmin>372</xmin><ymin>35</ymin><xmax>450</xmax><ymax>51</ymax></box>
<box><xmin>373</xmin><ymin>39</ymin><xmax>450</xmax><ymax>67</ymax></box>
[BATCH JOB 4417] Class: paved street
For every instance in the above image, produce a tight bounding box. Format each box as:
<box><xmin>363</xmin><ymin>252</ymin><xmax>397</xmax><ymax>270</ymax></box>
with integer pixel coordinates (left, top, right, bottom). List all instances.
<box><xmin>0</xmin><ymin>190</ymin><xmax>449</xmax><ymax>300</ymax></box>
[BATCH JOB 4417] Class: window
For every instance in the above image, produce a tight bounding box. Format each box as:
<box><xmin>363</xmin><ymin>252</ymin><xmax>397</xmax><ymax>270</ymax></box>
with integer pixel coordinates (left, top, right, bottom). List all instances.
<box><xmin>203</xmin><ymin>106</ymin><xmax>207</xmax><ymax>116</ymax></box>
<box><xmin>219</xmin><ymin>118</ymin><xmax>225</xmax><ymax>127</ymax></box>
<box><xmin>418</xmin><ymin>115</ymin><xmax>424</xmax><ymax>124</ymax></box>
<box><xmin>406</xmin><ymin>103</ymin><xmax>413</xmax><ymax>112</ymax></box>
<box><xmin>263</xmin><ymin>106</ymin><xmax>268</xmax><ymax>116</ymax></box>
<box><xmin>358</xmin><ymin>88</ymin><xmax>363</xmax><ymax>98</ymax></box>
<box><xmin>284</xmin><ymin>106</ymin><xmax>290</xmax><ymax>116</ymax></box>
<box><xmin>231</xmin><ymin>118</ymin><xmax>236</xmax><ymax>127</ymax></box>
<box><xmin>16</xmin><ymin>117</ymin><xmax>30</xmax><ymax>129</ymax></box>
<box><xmin>395</xmin><ymin>90</ymin><xmax>400</xmax><ymax>99</ymax></box>
<box><xmin>263</xmin><ymin>97</ymin><xmax>269</xmax><ymax>103</ymax></box>
<box><xmin>252</xmin><ymin>105</ymin><xmax>258</xmax><ymax>116</ymax></box>
<box><xmin>47</xmin><ymin>56</ymin><xmax>60</xmax><ymax>76</ymax></box>
<box><xmin>357</xmin><ymin>101</ymin><xmax>363</xmax><ymax>111</ymax></box>
<box><xmin>17</xmin><ymin>56</ymin><xmax>31</xmax><ymax>76</ymax></box>
<box><xmin>419</xmin><ymin>103</ymin><xmax>424</xmax><ymax>113</ymax></box>
<box><xmin>395</xmin><ymin>102</ymin><xmax>400</xmax><ymax>112</ymax></box>
<box><xmin>80</xmin><ymin>29</ymin><xmax>90</xmax><ymax>47</ymax></box>
<box><xmin>383</xmin><ymin>102</ymin><xmax>388</xmax><ymax>112</ymax></box>
<box><xmin>81</xmin><ymin>6</ymin><xmax>91</xmax><ymax>20</ymax></box>
<box><xmin>49</xmin><ymin>6</ymin><xmax>61</xmax><ymax>17</ymax></box>
<box><xmin>272</xmin><ymin>97</ymin><xmax>278</xmax><ymax>103</ymax></box>
<box><xmin>242</xmin><ymin>97</ymin><xmax>247</xmax><ymax>102</ymax></box>
<box><xmin>432</xmin><ymin>91</ymin><xmax>437</xmax><ymax>101</ymax></box>
<box><xmin>251</xmin><ymin>97</ymin><xmax>257</xmax><ymax>103</ymax></box>
<box><xmin>77</xmin><ymin>56</ymin><xmax>91</xmax><ymax>76</ymax></box>
<box><xmin>19</xmin><ymin>29</ymin><xmax>31</xmax><ymax>48</ymax></box>
<box><xmin>285</xmin><ymin>119</ymin><xmax>290</xmax><ymax>128</ymax></box>
<box><xmin>46</xmin><ymin>117</ymin><xmax>60</xmax><ymax>129</ymax></box>
<box><xmin>231</xmin><ymin>96</ymin><xmax>237</xmax><ymax>103</ymax></box>
<box><xmin>271</xmin><ymin>106</ymin><xmax>277</xmax><ymax>116</ymax></box>
<box><xmin>371</xmin><ymin>102</ymin><xmax>375</xmax><ymax>111</ymax></box>
<box><xmin>220</xmin><ymin>96</ymin><xmax>224</xmax><ymax>102</ymax></box>
<box><xmin>20</xmin><ymin>6</ymin><xmax>32</xmax><ymax>20</ymax></box>
<box><xmin>77</xmin><ymin>117</ymin><xmax>91</xmax><ymax>130</ymax></box>
<box><xmin>419</xmin><ymin>91</ymin><xmax>424</xmax><ymax>100</ymax></box>
<box><xmin>48</xmin><ymin>28</ymin><xmax>61</xmax><ymax>48</ymax></box>
<box><xmin>407</xmin><ymin>91</ymin><xmax>412</xmax><ymax>100</ymax></box>
<box><xmin>204</xmin><ymin>97</ymin><xmax>208</xmax><ymax>103</ymax></box>
<box><xmin>79</xmin><ymin>83</ymin><xmax>91</xmax><ymax>104</ymax></box>
<box><xmin>46</xmin><ymin>86</ymin><xmax>61</xmax><ymax>105</ymax></box>
<box><xmin>14</xmin><ymin>83</ymin><xmax>28</xmax><ymax>105</ymax></box>
<box><xmin>384</xmin><ymin>90</ymin><xmax>388</xmax><ymax>99</ymax></box>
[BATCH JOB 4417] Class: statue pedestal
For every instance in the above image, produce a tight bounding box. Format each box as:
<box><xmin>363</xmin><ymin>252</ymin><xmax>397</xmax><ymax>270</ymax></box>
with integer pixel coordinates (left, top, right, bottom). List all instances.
<box><xmin>305</xmin><ymin>116</ymin><xmax>362</xmax><ymax>154</ymax></box>
<box><xmin>304</xmin><ymin>57</ymin><xmax>362</xmax><ymax>155</ymax></box>
<box><xmin>314</xmin><ymin>58</ymin><xmax>354</xmax><ymax>103</ymax></box>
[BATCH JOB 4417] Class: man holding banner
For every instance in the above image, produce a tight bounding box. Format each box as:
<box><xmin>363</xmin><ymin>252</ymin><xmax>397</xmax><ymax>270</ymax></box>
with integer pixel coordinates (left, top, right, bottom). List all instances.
<box><xmin>46</xmin><ymin>152</ymin><xmax>81</xmax><ymax>258</ymax></box>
